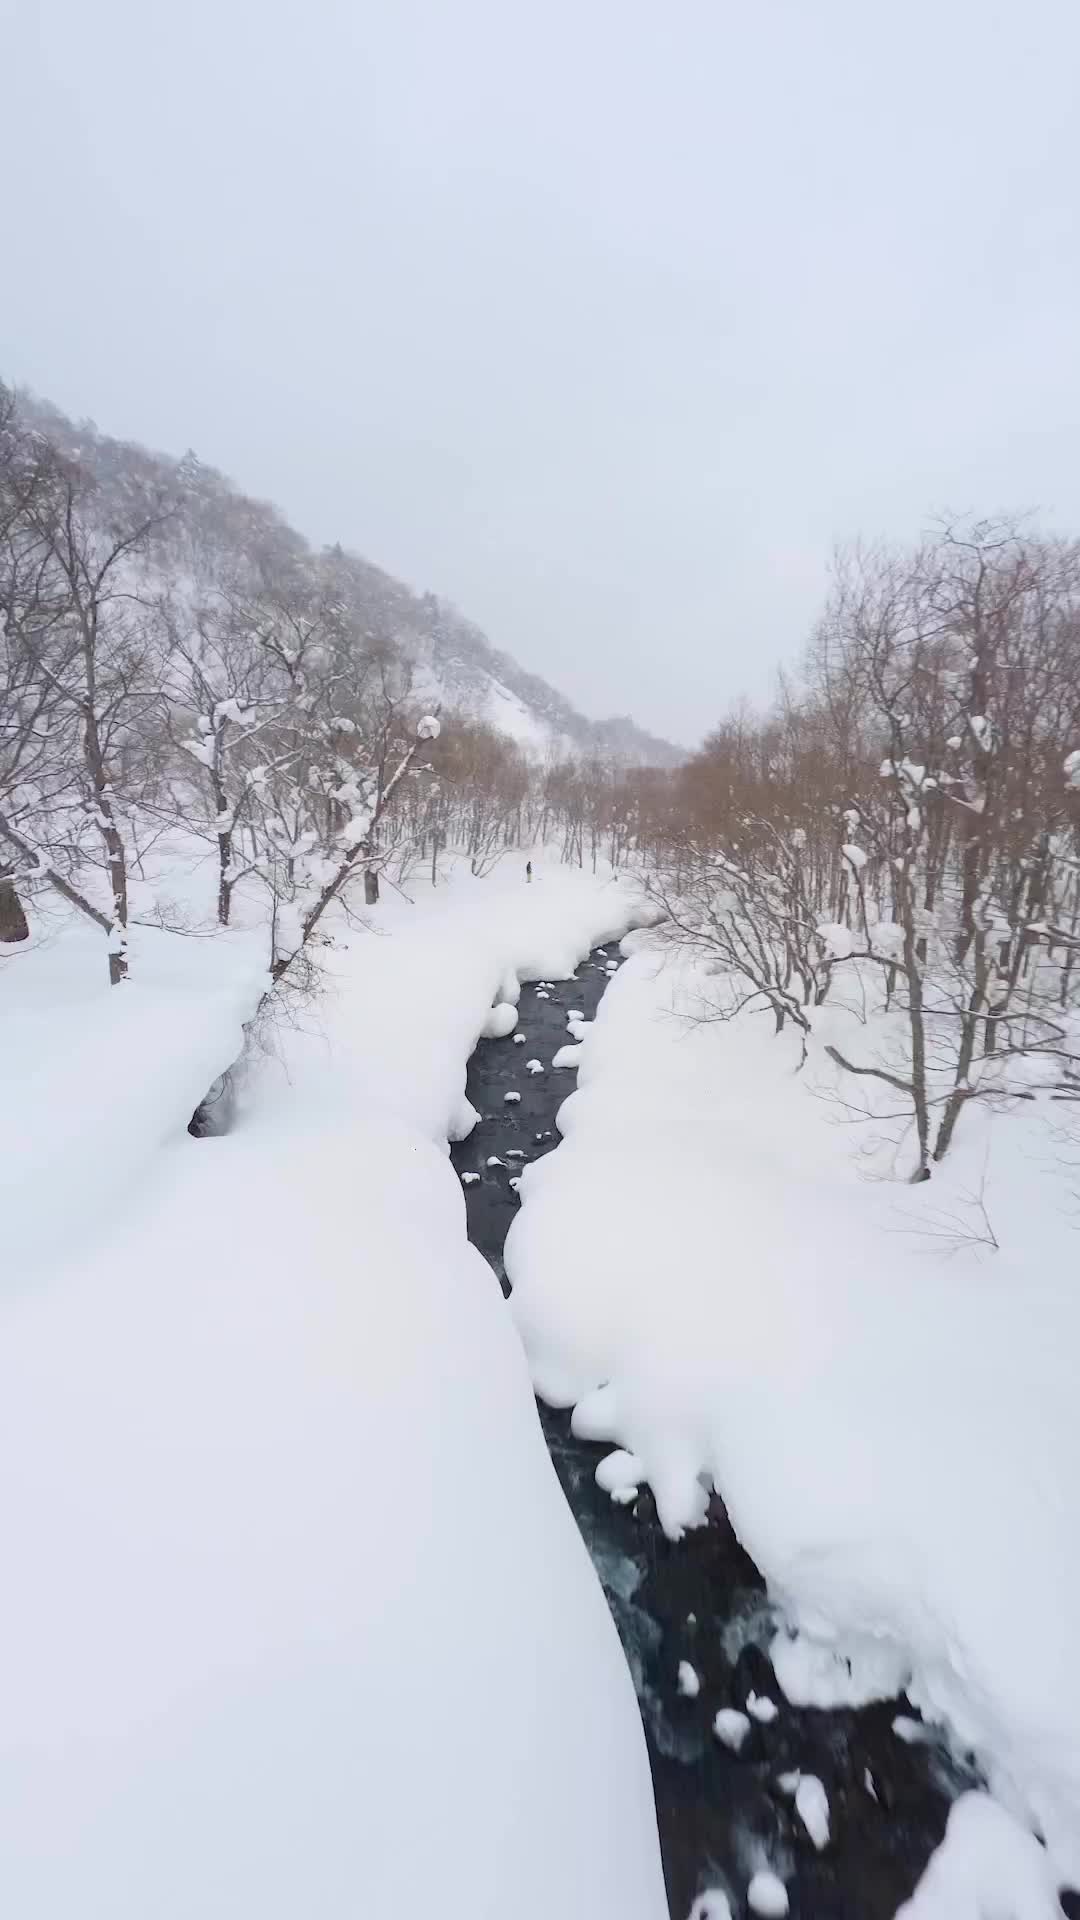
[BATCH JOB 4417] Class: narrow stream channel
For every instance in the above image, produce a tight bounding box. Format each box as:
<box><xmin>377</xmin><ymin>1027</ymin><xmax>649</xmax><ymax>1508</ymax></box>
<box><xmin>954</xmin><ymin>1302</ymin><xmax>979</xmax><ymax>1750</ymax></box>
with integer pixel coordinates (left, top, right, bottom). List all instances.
<box><xmin>451</xmin><ymin>945</ymin><xmax>980</xmax><ymax>1920</ymax></box>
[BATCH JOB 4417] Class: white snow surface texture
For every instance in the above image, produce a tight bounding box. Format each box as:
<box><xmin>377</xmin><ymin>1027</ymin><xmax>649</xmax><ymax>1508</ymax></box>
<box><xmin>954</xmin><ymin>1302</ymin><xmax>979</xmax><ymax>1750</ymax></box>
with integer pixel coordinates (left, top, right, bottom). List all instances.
<box><xmin>0</xmin><ymin>863</ymin><xmax>665</xmax><ymax>1920</ymax></box>
<box><xmin>896</xmin><ymin>1794</ymin><xmax>1063</xmax><ymax>1919</ymax></box>
<box><xmin>506</xmin><ymin>939</ymin><xmax>1080</xmax><ymax>1889</ymax></box>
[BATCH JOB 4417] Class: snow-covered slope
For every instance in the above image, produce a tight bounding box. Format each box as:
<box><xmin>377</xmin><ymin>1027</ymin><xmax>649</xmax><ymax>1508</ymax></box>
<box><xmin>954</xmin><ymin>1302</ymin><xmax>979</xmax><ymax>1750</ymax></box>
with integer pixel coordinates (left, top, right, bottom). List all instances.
<box><xmin>16</xmin><ymin>389</ymin><xmax>683</xmax><ymax>768</ymax></box>
<box><xmin>0</xmin><ymin>861</ymin><xmax>667</xmax><ymax>1920</ymax></box>
<box><xmin>404</xmin><ymin>594</ymin><xmax>683</xmax><ymax>765</ymax></box>
<box><xmin>507</xmin><ymin>937</ymin><xmax>1080</xmax><ymax>1894</ymax></box>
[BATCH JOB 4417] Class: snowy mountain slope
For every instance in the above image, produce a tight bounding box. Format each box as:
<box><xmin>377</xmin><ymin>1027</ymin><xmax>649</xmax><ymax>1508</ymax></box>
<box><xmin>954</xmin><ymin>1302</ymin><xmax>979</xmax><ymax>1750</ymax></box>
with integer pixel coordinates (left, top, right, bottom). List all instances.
<box><xmin>16</xmin><ymin>389</ymin><xmax>683</xmax><ymax>767</ymax></box>
<box><xmin>406</xmin><ymin>595</ymin><xmax>684</xmax><ymax>765</ymax></box>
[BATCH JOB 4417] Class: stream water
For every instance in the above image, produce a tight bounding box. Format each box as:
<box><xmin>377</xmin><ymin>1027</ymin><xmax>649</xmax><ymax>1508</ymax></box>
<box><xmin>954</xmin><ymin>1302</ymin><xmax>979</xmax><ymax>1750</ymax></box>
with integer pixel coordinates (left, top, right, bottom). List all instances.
<box><xmin>450</xmin><ymin>945</ymin><xmax>987</xmax><ymax>1920</ymax></box>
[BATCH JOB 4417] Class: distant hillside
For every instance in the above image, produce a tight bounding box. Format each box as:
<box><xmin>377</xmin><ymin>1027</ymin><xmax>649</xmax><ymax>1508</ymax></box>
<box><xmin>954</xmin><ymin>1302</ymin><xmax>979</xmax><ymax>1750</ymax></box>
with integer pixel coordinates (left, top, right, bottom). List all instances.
<box><xmin>16</xmin><ymin>390</ymin><xmax>683</xmax><ymax>768</ymax></box>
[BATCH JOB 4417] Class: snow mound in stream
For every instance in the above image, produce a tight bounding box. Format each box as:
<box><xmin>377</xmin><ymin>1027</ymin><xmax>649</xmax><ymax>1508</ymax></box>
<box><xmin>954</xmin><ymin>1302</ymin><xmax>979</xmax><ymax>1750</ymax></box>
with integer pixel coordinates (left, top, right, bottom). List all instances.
<box><xmin>552</xmin><ymin>1042</ymin><xmax>585</xmax><ymax>1069</ymax></box>
<box><xmin>794</xmin><ymin>1774</ymin><xmax>830</xmax><ymax>1850</ymax></box>
<box><xmin>482</xmin><ymin>1001</ymin><xmax>519</xmax><ymax>1039</ymax></box>
<box><xmin>747</xmin><ymin>1868</ymin><xmax>789</xmax><ymax>1916</ymax></box>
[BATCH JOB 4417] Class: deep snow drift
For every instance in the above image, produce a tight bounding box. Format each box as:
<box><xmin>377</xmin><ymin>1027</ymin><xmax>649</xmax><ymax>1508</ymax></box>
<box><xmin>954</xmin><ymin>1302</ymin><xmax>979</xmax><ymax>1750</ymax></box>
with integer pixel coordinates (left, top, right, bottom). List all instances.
<box><xmin>0</xmin><ymin>861</ymin><xmax>666</xmax><ymax>1920</ymax></box>
<box><xmin>507</xmin><ymin>936</ymin><xmax>1080</xmax><ymax>1897</ymax></box>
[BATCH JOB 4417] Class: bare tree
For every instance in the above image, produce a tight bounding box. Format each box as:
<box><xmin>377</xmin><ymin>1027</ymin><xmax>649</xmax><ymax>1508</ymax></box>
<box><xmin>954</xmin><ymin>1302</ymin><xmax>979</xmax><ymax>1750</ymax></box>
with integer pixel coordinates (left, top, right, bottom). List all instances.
<box><xmin>654</xmin><ymin>523</ymin><xmax>1080</xmax><ymax>1176</ymax></box>
<box><xmin>12</xmin><ymin>440</ymin><xmax>173</xmax><ymax>979</ymax></box>
<box><xmin>268</xmin><ymin>713</ymin><xmax>440</xmax><ymax>984</ymax></box>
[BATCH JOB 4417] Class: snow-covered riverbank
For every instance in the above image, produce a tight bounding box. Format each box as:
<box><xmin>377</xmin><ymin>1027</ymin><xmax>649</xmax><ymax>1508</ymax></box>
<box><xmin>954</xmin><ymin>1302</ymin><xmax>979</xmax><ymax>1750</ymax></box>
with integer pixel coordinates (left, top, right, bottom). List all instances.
<box><xmin>0</xmin><ymin>862</ymin><xmax>665</xmax><ymax>1920</ymax></box>
<box><xmin>456</xmin><ymin>949</ymin><xmax>975</xmax><ymax>1919</ymax></box>
<box><xmin>8</xmin><ymin>861</ymin><xmax>1076</xmax><ymax>1917</ymax></box>
<box><xmin>507</xmin><ymin>935</ymin><xmax>1080</xmax><ymax>1909</ymax></box>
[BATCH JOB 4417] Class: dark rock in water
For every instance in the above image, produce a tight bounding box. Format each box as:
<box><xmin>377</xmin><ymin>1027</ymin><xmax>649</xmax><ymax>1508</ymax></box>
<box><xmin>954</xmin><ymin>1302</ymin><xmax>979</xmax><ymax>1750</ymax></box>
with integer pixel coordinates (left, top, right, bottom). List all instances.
<box><xmin>452</xmin><ymin>946</ymin><xmax>979</xmax><ymax>1920</ymax></box>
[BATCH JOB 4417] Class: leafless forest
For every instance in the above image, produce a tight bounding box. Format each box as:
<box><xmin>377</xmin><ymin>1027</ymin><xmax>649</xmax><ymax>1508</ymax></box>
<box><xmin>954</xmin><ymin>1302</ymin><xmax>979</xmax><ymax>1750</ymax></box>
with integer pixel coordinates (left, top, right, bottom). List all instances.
<box><xmin>4</xmin><ymin>384</ymin><xmax>1080</xmax><ymax>1170</ymax></box>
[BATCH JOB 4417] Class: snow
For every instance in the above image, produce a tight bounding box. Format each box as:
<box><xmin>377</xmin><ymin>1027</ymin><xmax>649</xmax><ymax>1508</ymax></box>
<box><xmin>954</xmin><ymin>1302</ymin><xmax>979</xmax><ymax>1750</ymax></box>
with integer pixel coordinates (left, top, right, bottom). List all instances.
<box><xmin>870</xmin><ymin>917</ymin><xmax>905</xmax><ymax>960</ymax></box>
<box><xmin>213</xmin><ymin>696</ymin><xmax>254</xmax><ymax>726</ymax></box>
<box><xmin>677</xmin><ymin>1659</ymin><xmax>701</xmax><ymax>1698</ymax></box>
<box><xmin>570</xmin><ymin>1383</ymin><xmax>620</xmax><ymax>1442</ymax></box>
<box><xmin>595</xmin><ymin>1449</ymin><xmax>643</xmax><ymax>1499</ymax></box>
<box><xmin>1</xmin><ymin>922</ymin><xmax>264</xmax><ymax>1285</ymax></box>
<box><xmin>513</xmin><ymin>1032</ymin><xmax>527</xmax><ymax>1044</ymax></box>
<box><xmin>745</xmin><ymin>1690</ymin><xmax>778</xmax><ymax>1724</ymax></box>
<box><xmin>448</xmin><ymin>1096</ymin><xmax>480</xmax><ymax>1142</ymax></box>
<box><xmin>416</xmin><ymin>712</ymin><xmax>441</xmax><ymax>739</ymax></box>
<box><xmin>182</xmin><ymin>732</ymin><xmax>216</xmax><ymax>768</ymax></box>
<box><xmin>461</xmin><ymin>1171</ymin><xmax>480</xmax><ymax>1186</ymax></box>
<box><xmin>341</xmin><ymin>806</ymin><xmax>374</xmax><ymax>849</ymax></box>
<box><xmin>794</xmin><ymin>1774</ymin><xmax>830</xmax><ymax>1850</ymax></box>
<box><xmin>746</xmin><ymin>1869</ymin><xmax>789</xmax><ymax>1916</ymax></box>
<box><xmin>896</xmin><ymin>1793</ymin><xmax>1063</xmax><ymax>1919</ymax></box>
<box><xmin>0</xmin><ymin>858</ymin><xmax>665</xmax><ymax>1920</ymax></box>
<box><xmin>816</xmin><ymin>920</ymin><xmax>854</xmax><ymax>960</ymax></box>
<box><xmin>503</xmin><ymin>1088</ymin><xmax>521</xmax><ymax>1103</ymax></box>
<box><xmin>506</xmin><ymin>937</ymin><xmax>1080</xmax><ymax>1883</ymax></box>
<box><xmin>526</xmin><ymin>1058</ymin><xmax>544</xmax><ymax>1074</ymax></box>
<box><xmin>893</xmin><ymin>1714</ymin><xmax>927</xmax><ymax>1744</ymax></box>
<box><xmin>479</xmin><ymin>675</ymin><xmax>555</xmax><ymax>754</ymax></box>
<box><xmin>841</xmin><ymin>841</ymin><xmax>868</xmax><ymax>869</ymax></box>
<box><xmin>481</xmin><ymin>1001</ymin><xmax>518</xmax><ymax>1039</ymax></box>
<box><xmin>772</xmin><ymin>1629</ymin><xmax>908</xmax><ymax>1711</ymax></box>
<box><xmin>689</xmin><ymin>1895</ymin><xmax>733</xmax><ymax>1920</ymax></box>
<box><xmin>712</xmin><ymin>1708</ymin><xmax>751</xmax><ymax>1752</ymax></box>
<box><xmin>552</xmin><ymin>1042</ymin><xmax>585</xmax><ymax>1068</ymax></box>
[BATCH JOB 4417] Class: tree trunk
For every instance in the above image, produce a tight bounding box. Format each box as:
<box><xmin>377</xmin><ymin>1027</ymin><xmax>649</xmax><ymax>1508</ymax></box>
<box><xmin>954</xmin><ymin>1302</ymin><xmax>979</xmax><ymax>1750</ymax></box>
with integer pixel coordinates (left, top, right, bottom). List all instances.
<box><xmin>83</xmin><ymin>703</ymin><xmax>129</xmax><ymax>983</ymax></box>
<box><xmin>934</xmin><ymin>928</ymin><xmax>992</xmax><ymax>1164</ymax></box>
<box><xmin>955</xmin><ymin>604</ymin><xmax>993</xmax><ymax>965</ymax></box>
<box><xmin>901</xmin><ymin>886</ymin><xmax>931</xmax><ymax>1178</ymax></box>
<box><xmin>217</xmin><ymin>832</ymin><xmax>233</xmax><ymax>926</ymax></box>
<box><xmin>269</xmin><ymin>733</ymin><xmax>424</xmax><ymax>988</ymax></box>
<box><xmin>0</xmin><ymin>868</ymin><xmax>29</xmax><ymax>942</ymax></box>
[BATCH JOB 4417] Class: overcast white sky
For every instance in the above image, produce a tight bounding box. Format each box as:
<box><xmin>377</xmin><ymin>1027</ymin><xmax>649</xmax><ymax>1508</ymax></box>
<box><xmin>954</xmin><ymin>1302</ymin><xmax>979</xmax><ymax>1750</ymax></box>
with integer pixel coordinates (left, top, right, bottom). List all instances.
<box><xmin>4</xmin><ymin>1</ymin><xmax>1080</xmax><ymax>744</ymax></box>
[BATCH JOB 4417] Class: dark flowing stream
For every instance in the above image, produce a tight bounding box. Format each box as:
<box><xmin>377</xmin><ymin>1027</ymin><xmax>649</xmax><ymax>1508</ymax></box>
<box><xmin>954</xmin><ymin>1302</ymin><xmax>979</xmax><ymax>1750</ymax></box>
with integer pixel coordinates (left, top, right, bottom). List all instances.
<box><xmin>451</xmin><ymin>946</ymin><xmax>1069</xmax><ymax>1920</ymax></box>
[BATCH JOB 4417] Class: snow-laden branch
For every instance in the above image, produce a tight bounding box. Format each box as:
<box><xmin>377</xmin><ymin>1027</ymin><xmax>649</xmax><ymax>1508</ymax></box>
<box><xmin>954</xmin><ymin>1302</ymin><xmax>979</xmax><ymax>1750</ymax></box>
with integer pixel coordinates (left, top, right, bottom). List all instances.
<box><xmin>269</xmin><ymin>716</ymin><xmax>439</xmax><ymax>984</ymax></box>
